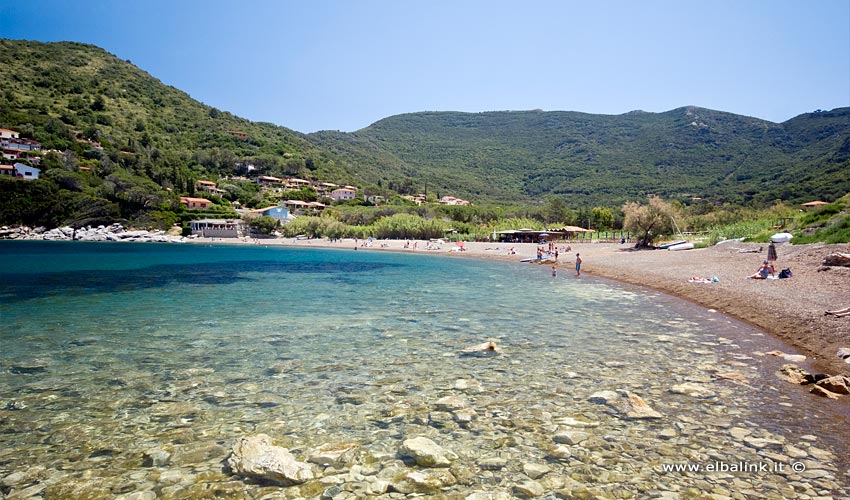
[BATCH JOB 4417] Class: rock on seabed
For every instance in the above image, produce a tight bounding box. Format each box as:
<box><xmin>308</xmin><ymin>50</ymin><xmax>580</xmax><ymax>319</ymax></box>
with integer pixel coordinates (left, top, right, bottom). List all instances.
<box><xmin>227</xmin><ymin>434</ymin><xmax>314</xmax><ymax>485</ymax></box>
<box><xmin>621</xmin><ymin>392</ymin><xmax>663</xmax><ymax>419</ymax></box>
<box><xmin>398</xmin><ymin>436</ymin><xmax>457</xmax><ymax>467</ymax></box>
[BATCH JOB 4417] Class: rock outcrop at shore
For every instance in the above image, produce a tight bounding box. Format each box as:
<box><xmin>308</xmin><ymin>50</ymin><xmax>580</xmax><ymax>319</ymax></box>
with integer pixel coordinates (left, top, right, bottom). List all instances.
<box><xmin>0</xmin><ymin>224</ymin><xmax>185</xmax><ymax>243</ymax></box>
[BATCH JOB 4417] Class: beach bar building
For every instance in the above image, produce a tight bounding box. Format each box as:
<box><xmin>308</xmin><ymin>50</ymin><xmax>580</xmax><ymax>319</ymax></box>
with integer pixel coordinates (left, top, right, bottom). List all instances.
<box><xmin>189</xmin><ymin>219</ymin><xmax>242</xmax><ymax>238</ymax></box>
<box><xmin>493</xmin><ymin>226</ymin><xmax>608</xmax><ymax>243</ymax></box>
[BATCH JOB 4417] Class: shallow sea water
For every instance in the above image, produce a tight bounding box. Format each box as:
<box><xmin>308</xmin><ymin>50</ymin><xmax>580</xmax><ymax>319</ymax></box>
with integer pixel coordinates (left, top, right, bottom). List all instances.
<box><xmin>0</xmin><ymin>241</ymin><xmax>847</xmax><ymax>499</ymax></box>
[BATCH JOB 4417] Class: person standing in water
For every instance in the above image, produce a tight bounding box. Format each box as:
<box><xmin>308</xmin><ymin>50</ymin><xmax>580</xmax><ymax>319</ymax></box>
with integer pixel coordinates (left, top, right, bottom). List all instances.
<box><xmin>575</xmin><ymin>253</ymin><xmax>582</xmax><ymax>276</ymax></box>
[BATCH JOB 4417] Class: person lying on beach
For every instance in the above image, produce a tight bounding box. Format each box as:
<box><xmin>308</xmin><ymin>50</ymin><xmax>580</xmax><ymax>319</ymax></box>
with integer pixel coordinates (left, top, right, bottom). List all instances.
<box><xmin>688</xmin><ymin>276</ymin><xmax>718</xmax><ymax>283</ymax></box>
<box><xmin>825</xmin><ymin>307</ymin><xmax>850</xmax><ymax>318</ymax></box>
<box><xmin>747</xmin><ymin>261</ymin><xmax>775</xmax><ymax>279</ymax></box>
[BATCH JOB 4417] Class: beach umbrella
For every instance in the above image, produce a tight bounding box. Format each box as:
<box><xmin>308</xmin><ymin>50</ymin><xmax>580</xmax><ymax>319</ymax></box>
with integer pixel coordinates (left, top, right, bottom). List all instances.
<box><xmin>539</xmin><ymin>233</ymin><xmax>550</xmax><ymax>237</ymax></box>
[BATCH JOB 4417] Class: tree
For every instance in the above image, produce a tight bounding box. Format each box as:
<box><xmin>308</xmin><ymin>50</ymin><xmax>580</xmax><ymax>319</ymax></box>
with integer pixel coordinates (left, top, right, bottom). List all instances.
<box><xmin>248</xmin><ymin>215</ymin><xmax>279</xmax><ymax>235</ymax></box>
<box><xmin>91</xmin><ymin>94</ymin><xmax>106</xmax><ymax>111</ymax></box>
<box><xmin>622</xmin><ymin>197</ymin><xmax>680</xmax><ymax>248</ymax></box>
<box><xmin>543</xmin><ymin>197</ymin><xmax>570</xmax><ymax>225</ymax></box>
<box><xmin>591</xmin><ymin>207</ymin><xmax>614</xmax><ymax>231</ymax></box>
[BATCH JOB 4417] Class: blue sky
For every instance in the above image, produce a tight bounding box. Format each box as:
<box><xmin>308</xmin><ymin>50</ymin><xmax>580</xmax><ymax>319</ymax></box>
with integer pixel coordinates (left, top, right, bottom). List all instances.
<box><xmin>1</xmin><ymin>0</ymin><xmax>848</xmax><ymax>133</ymax></box>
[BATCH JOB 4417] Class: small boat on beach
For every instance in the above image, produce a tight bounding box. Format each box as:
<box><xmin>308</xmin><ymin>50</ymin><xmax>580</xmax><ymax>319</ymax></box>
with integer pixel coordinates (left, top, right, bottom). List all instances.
<box><xmin>771</xmin><ymin>232</ymin><xmax>793</xmax><ymax>243</ymax></box>
<box><xmin>657</xmin><ymin>240</ymin><xmax>686</xmax><ymax>249</ymax></box>
<box><xmin>667</xmin><ymin>242</ymin><xmax>694</xmax><ymax>251</ymax></box>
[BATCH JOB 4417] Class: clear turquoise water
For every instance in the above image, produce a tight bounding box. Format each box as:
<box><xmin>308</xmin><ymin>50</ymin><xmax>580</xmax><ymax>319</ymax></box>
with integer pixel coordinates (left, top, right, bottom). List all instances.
<box><xmin>0</xmin><ymin>241</ymin><xmax>847</xmax><ymax>497</ymax></box>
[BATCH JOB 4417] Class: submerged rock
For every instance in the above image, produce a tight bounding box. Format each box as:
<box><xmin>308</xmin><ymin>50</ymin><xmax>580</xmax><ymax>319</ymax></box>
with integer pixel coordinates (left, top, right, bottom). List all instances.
<box><xmin>227</xmin><ymin>434</ymin><xmax>314</xmax><ymax>485</ymax></box>
<box><xmin>391</xmin><ymin>469</ymin><xmax>457</xmax><ymax>494</ymax></box>
<box><xmin>465</xmin><ymin>491</ymin><xmax>513</xmax><ymax>500</ymax></box>
<box><xmin>522</xmin><ymin>462</ymin><xmax>551</xmax><ymax>479</ymax></box>
<box><xmin>307</xmin><ymin>441</ymin><xmax>359</xmax><ymax>467</ymax></box>
<box><xmin>398</xmin><ymin>436</ymin><xmax>457</xmax><ymax>467</ymax></box>
<box><xmin>513</xmin><ymin>480</ymin><xmax>545</xmax><ymax>498</ymax></box>
<box><xmin>434</xmin><ymin>395</ymin><xmax>467</xmax><ymax>411</ymax></box>
<box><xmin>142</xmin><ymin>448</ymin><xmax>171</xmax><ymax>467</ymax></box>
<box><xmin>669</xmin><ymin>382</ymin><xmax>716</xmax><ymax>398</ymax></box>
<box><xmin>620</xmin><ymin>392</ymin><xmax>663</xmax><ymax>419</ymax></box>
<box><xmin>553</xmin><ymin>430</ymin><xmax>589</xmax><ymax>445</ymax></box>
<box><xmin>588</xmin><ymin>390</ymin><xmax>619</xmax><ymax>404</ymax></box>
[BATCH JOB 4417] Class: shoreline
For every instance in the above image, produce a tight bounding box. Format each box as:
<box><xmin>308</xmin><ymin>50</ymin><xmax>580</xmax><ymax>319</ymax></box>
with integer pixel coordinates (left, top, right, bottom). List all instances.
<box><xmin>203</xmin><ymin>235</ymin><xmax>850</xmax><ymax>377</ymax></box>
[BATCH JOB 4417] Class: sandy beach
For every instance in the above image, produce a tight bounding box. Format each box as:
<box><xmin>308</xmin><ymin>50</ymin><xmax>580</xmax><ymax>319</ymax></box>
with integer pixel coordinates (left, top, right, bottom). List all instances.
<box><xmin>219</xmin><ymin>236</ymin><xmax>850</xmax><ymax>377</ymax></box>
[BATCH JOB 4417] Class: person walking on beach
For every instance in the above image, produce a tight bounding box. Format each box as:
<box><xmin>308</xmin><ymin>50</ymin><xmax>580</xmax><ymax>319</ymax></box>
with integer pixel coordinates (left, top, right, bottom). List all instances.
<box><xmin>767</xmin><ymin>242</ymin><xmax>777</xmax><ymax>265</ymax></box>
<box><xmin>575</xmin><ymin>253</ymin><xmax>582</xmax><ymax>276</ymax></box>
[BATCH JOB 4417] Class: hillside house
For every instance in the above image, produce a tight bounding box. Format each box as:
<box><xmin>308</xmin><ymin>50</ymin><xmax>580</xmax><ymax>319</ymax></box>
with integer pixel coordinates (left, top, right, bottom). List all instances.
<box><xmin>403</xmin><ymin>194</ymin><xmax>427</xmax><ymax>205</ymax></box>
<box><xmin>12</xmin><ymin>163</ymin><xmax>40</xmax><ymax>180</ymax></box>
<box><xmin>255</xmin><ymin>176</ymin><xmax>283</xmax><ymax>187</ymax></box>
<box><xmin>253</xmin><ymin>205</ymin><xmax>292</xmax><ymax>221</ymax></box>
<box><xmin>196</xmin><ymin>180</ymin><xmax>225</xmax><ymax>196</ymax></box>
<box><xmin>330</xmin><ymin>188</ymin><xmax>356</xmax><ymax>201</ymax></box>
<box><xmin>282</xmin><ymin>200</ymin><xmax>326</xmax><ymax>215</ymax></box>
<box><xmin>284</xmin><ymin>177</ymin><xmax>311</xmax><ymax>190</ymax></box>
<box><xmin>0</xmin><ymin>164</ymin><xmax>15</xmax><ymax>176</ymax></box>
<box><xmin>0</xmin><ymin>129</ymin><xmax>20</xmax><ymax>140</ymax></box>
<box><xmin>180</xmin><ymin>197</ymin><xmax>213</xmax><ymax>209</ymax></box>
<box><xmin>315</xmin><ymin>182</ymin><xmax>338</xmax><ymax>197</ymax></box>
<box><xmin>440</xmin><ymin>196</ymin><xmax>470</xmax><ymax>206</ymax></box>
<box><xmin>1</xmin><ymin>128</ymin><xmax>42</xmax><ymax>161</ymax></box>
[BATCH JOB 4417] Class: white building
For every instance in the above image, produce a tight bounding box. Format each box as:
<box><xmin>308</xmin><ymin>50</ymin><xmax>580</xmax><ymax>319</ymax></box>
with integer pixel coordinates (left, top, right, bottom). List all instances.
<box><xmin>0</xmin><ymin>128</ymin><xmax>20</xmax><ymax>140</ymax></box>
<box><xmin>330</xmin><ymin>188</ymin><xmax>356</xmax><ymax>201</ymax></box>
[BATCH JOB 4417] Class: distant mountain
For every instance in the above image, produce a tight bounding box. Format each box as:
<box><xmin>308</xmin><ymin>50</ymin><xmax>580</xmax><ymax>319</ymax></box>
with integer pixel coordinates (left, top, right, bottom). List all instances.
<box><xmin>308</xmin><ymin>107</ymin><xmax>850</xmax><ymax>206</ymax></box>
<box><xmin>1</xmin><ymin>38</ymin><xmax>848</xmax><ymax>226</ymax></box>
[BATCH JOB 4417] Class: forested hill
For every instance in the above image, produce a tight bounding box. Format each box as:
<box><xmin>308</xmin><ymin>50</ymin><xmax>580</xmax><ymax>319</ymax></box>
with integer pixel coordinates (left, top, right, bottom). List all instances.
<box><xmin>309</xmin><ymin>107</ymin><xmax>850</xmax><ymax>206</ymax></box>
<box><xmin>0</xmin><ymin>39</ymin><xmax>358</xmax><ymax>227</ymax></box>
<box><xmin>1</xmin><ymin>38</ymin><xmax>848</xmax><ymax>229</ymax></box>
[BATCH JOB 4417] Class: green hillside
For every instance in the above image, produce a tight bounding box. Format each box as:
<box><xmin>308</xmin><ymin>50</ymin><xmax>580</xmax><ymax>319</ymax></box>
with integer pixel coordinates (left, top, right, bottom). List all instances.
<box><xmin>0</xmin><ymin>39</ymin><xmax>356</xmax><ymax>227</ymax></box>
<box><xmin>0</xmin><ymin>39</ymin><xmax>848</xmax><ymax>229</ymax></box>
<box><xmin>310</xmin><ymin>107</ymin><xmax>850</xmax><ymax>206</ymax></box>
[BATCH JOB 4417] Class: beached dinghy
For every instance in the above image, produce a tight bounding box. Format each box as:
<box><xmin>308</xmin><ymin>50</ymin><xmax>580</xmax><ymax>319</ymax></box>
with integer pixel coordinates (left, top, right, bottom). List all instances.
<box><xmin>657</xmin><ymin>240</ymin><xmax>686</xmax><ymax>249</ymax></box>
<box><xmin>770</xmin><ymin>232</ymin><xmax>793</xmax><ymax>243</ymax></box>
<box><xmin>667</xmin><ymin>242</ymin><xmax>694</xmax><ymax>251</ymax></box>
